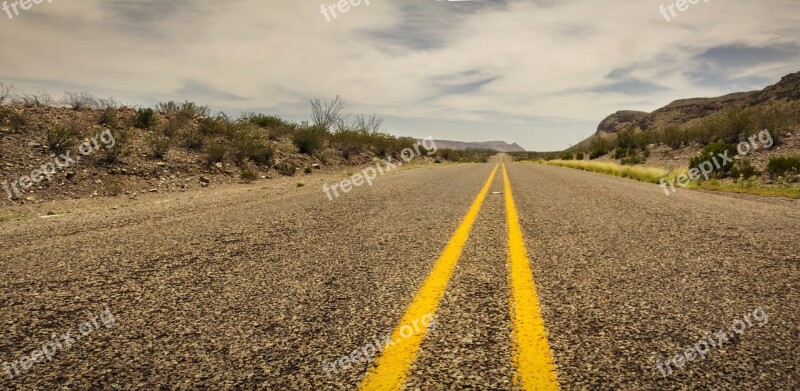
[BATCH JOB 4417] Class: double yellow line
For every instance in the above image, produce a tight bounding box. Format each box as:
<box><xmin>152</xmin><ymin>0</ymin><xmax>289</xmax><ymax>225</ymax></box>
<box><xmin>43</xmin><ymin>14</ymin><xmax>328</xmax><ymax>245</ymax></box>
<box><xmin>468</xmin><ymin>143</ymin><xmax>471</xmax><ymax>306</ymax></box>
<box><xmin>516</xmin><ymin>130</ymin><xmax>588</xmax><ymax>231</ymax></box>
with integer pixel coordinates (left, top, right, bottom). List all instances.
<box><xmin>359</xmin><ymin>163</ymin><xmax>559</xmax><ymax>390</ymax></box>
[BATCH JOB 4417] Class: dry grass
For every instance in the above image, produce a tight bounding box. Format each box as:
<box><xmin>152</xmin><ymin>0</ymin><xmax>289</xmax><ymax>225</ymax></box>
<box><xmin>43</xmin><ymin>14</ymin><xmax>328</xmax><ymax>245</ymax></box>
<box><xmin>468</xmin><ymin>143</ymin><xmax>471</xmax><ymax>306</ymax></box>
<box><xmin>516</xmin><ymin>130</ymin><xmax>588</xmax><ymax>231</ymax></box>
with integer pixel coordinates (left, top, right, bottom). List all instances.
<box><xmin>541</xmin><ymin>160</ymin><xmax>800</xmax><ymax>199</ymax></box>
<box><xmin>543</xmin><ymin>159</ymin><xmax>675</xmax><ymax>184</ymax></box>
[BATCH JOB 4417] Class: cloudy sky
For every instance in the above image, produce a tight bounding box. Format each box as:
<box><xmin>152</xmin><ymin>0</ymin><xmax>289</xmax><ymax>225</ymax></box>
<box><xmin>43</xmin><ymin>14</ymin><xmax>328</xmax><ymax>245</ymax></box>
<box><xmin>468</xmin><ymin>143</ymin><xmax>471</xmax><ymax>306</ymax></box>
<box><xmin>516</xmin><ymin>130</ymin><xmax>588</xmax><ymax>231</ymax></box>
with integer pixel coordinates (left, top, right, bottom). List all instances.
<box><xmin>1</xmin><ymin>0</ymin><xmax>799</xmax><ymax>150</ymax></box>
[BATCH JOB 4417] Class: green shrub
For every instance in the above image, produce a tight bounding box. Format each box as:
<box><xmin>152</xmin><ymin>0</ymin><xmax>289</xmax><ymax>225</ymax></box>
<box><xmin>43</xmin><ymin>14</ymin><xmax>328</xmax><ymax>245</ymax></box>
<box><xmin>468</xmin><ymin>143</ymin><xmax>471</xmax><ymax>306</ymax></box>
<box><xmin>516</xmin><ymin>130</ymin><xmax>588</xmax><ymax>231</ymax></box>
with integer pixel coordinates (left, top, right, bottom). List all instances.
<box><xmin>620</xmin><ymin>154</ymin><xmax>645</xmax><ymax>165</ymax></box>
<box><xmin>332</xmin><ymin>129</ymin><xmax>369</xmax><ymax>159</ymax></box>
<box><xmin>182</xmin><ymin>126</ymin><xmax>204</xmax><ymax>150</ymax></box>
<box><xmin>559</xmin><ymin>152</ymin><xmax>574</xmax><ymax>160</ymax></box>
<box><xmin>616</xmin><ymin>128</ymin><xmax>636</xmax><ymax>150</ymax></box>
<box><xmin>46</xmin><ymin>121</ymin><xmax>80</xmax><ymax>153</ymax></box>
<box><xmin>101</xmin><ymin>128</ymin><xmax>131</xmax><ymax>163</ymax></box>
<box><xmin>613</xmin><ymin>147</ymin><xmax>632</xmax><ymax>159</ymax></box>
<box><xmin>688</xmin><ymin>142</ymin><xmax>738</xmax><ymax>179</ymax></box>
<box><xmin>275</xmin><ymin>162</ymin><xmax>297</xmax><ymax>176</ymax></box>
<box><xmin>575</xmin><ymin>152</ymin><xmax>584</xmax><ymax>160</ymax></box>
<box><xmin>243</xmin><ymin>113</ymin><xmax>286</xmax><ymax>128</ymax></box>
<box><xmin>731</xmin><ymin>159</ymin><xmax>759</xmax><ymax>180</ymax></box>
<box><xmin>214</xmin><ymin>113</ymin><xmax>241</xmax><ymax>139</ymax></box>
<box><xmin>232</xmin><ymin>127</ymin><xmax>274</xmax><ymax>166</ymax></box>
<box><xmin>304</xmin><ymin>165</ymin><xmax>313</xmax><ymax>174</ymax></box>
<box><xmin>205</xmin><ymin>142</ymin><xmax>227</xmax><ymax>166</ymax></box>
<box><xmin>198</xmin><ymin>117</ymin><xmax>223</xmax><ymax>136</ymax></box>
<box><xmin>147</xmin><ymin>134</ymin><xmax>171</xmax><ymax>159</ymax></box>
<box><xmin>293</xmin><ymin>126</ymin><xmax>328</xmax><ymax>154</ymax></box>
<box><xmin>160</xmin><ymin>117</ymin><xmax>183</xmax><ymax>138</ymax></box>
<box><xmin>240</xmin><ymin>170</ymin><xmax>259</xmax><ymax>183</ymax></box>
<box><xmin>766</xmin><ymin>155</ymin><xmax>800</xmax><ymax>178</ymax></box>
<box><xmin>589</xmin><ymin>148</ymin><xmax>606</xmax><ymax>160</ymax></box>
<box><xmin>98</xmin><ymin>107</ymin><xmax>118</xmax><ymax>128</ymax></box>
<box><xmin>134</xmin><ymin>108</ymin><xmax>156</xmax><ymax>129</ymax></box>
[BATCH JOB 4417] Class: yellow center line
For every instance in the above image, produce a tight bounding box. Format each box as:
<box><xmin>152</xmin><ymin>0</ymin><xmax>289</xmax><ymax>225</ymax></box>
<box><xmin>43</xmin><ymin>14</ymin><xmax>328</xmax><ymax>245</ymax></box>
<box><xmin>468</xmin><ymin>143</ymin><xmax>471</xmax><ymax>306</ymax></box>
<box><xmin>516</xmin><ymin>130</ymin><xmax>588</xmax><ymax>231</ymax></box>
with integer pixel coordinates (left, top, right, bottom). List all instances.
<box><xmin>501</xmin><ymin>162</ymin><xmax>560</xmax><ymax>390</ymax></box>
<box><xmin>359</xmin><ymin>163</ymin><xmax>500</xmax><ymax>391</ymax></box>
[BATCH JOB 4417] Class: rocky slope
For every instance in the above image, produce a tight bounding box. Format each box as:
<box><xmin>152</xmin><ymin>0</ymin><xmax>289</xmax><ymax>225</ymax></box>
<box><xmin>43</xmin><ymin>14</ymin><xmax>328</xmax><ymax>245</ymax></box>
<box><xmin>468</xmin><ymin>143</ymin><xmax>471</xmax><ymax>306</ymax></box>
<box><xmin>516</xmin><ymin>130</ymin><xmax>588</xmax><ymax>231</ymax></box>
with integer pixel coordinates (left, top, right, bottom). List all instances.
<box><xmin>596</xmin><ymin>71</ymin><xmax>800</xmax><ymax>134</ymax></box>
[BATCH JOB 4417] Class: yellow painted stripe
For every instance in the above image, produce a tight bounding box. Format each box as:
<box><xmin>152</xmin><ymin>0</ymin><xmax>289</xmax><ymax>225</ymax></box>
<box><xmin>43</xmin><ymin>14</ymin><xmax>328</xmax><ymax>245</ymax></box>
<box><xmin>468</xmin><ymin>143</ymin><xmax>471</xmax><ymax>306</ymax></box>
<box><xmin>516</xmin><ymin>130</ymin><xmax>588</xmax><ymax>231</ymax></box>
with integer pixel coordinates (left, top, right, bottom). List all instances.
<box><xmin>359</xmin><ymin>163</ymin><xmax>500</xmax><ymax>391</ymax></box>
<box><xmin>501</xmin><ymin>163</ymin><xmax>560</xmax><ymax>390</ymax></box>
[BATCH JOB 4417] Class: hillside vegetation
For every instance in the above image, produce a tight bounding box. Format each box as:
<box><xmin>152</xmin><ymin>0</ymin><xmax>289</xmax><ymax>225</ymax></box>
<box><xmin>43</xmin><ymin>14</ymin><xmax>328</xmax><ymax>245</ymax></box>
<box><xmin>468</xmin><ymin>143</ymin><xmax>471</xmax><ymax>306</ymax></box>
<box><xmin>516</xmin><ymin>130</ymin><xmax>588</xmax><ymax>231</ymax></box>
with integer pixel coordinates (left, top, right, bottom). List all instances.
<box><xmin>0</xmin><ymin>88</ymin><xmax>492</xmax><ymax>204</ymax></box>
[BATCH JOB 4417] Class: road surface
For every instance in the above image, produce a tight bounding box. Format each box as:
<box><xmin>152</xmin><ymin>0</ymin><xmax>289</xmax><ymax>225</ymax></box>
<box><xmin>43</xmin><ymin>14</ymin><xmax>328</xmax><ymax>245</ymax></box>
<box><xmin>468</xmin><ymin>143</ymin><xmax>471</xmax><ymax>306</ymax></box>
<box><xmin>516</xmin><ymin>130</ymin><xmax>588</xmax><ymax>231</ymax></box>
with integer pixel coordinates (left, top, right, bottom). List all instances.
<box><xmin>1</xmin><ymin>155</ymin><xmax>798</xmax><ymax>389</ymax></box>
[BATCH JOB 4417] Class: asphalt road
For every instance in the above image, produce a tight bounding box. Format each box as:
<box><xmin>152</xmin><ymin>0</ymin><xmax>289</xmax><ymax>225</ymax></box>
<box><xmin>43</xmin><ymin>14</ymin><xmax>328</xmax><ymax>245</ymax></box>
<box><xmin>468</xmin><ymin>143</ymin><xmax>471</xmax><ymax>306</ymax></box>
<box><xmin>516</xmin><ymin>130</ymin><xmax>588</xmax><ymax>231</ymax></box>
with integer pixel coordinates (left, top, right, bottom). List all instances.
<box><xmin>1</xmin><ymin>155</ymin><xmax>798</xmax><ymax>390</ymax></box>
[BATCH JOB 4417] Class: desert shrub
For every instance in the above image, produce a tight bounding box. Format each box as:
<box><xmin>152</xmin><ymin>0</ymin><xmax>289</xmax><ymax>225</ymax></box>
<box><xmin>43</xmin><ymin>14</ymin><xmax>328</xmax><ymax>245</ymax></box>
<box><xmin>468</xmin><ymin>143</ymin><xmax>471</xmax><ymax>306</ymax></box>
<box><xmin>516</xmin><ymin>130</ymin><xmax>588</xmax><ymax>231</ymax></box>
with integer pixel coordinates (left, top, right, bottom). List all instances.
<box><xmin>243</xmin><ymin>113</ymin><xmax>286</xmax><ymax>128</ymax></box>
<box><xmin>156</xmin><ymin>101</ymin><xmax>180</xmax><ymax>114</ymax></box>
<box><xmin>46</xmin><ymin>121</ymin><xmax>81</xmax><ymax>153</ymax></box>
<box><xmin>134</xmin><ymin>108</ymin><xmax>156</xmax><ymax>129</ymax></box>
<box><xmin>62</xmin><ymin>91</ymin><xmax>97</xmax><ymax>110</ymax></box>
<box><xmin>731</xmin><ymin>159</ymin><xmax>759</xmax><ymax>180</ymax></box>
<box><xmin>205</xmin><ymin>142</ymin><xmax>227</xmax><ymax>166</ymax></box>
<box><xmin>658</xmin><ymin>126</ymin><xmax>685</xmax><ymax>149</ymax></box>
<box><xmin>559</xmin><ymin>152</ymin><xmax>574</xmax><ymax>160</ymax></box>
<box><xmin>332</xmin><ymin>129</ymin><xmax>370</xmax><ymax>159</ymax></box>
<box><xmin>160</xmin><ymin>117</ymin><xmax>183</xmax><ymax>138</ymax></box>
<box><xmin>146</xmin><ymin>134</ymin><xmax>171</xmax><ymax>159</ymax></box>
<box><xmin>97</xmin><ymin>97</ymin><xmax>119</xmax><ymax>110</ymax></box>
<box><xmin>766</xmin><ymin>155</ymin><xmax>800</xmax><ymax>178</ymax></box>
<box><xmin>575</xmin><ymin>152</ymin><xmax>585</xmax><ymax>160</ymax></box>
<box><xmin>589</xmin><ymin>148</ymin><xmax>606</xmax><ymax>160</ymax></box>
<box><xmin>98</xmin><ymin>107</ymin><xmax>118</xmax><ymax>127</ymax></box>
<box><xmin>293</xmin><ymin>125</ymin><xmax>328</xmax><ymax>154</ymax></box>
<box><xmin>7</xmin><ymin>110</ymin><xmax>27</xmax><ymax>131</ymax></box>
<box><xmin>101</xmin><ymin>128</ymin><xmax>131</xmax><ymax>163</ymax></box>
<box><xmin>156</xmin><ymin>101</ymin><xmax>210</xmax><ymax>117</ymax></box>
<box><xmin>616</xmin><ymin>128</ymin><xmax>636</xmax><ymax>150</ymax></box>
<box><xmin>232</xmin><ymin>127</ymin><xmax>274</xmax><ymax>166</ymax></box>
<box><xmin>13</xmin><ymin>92</ymin><xmax>54</xmax><ymax>107</ymax></box>
<box><xmin>240</xmin><ymin>170</ymin><xmax>259</xmax><ymax>183</ymax></box>
<box><xmin>275</xmin><ymin>162</ymin><xmax>297</xmax><ymax>176</ymax></box>
<box><xmin>620</xmin><ymin>154</ymin><xmax>645</xmax><ymax>165</ymax></box>
<box><xmin>243</xmin><ymin>113</ymin><xmax>296</xmax><ymax>140</ymax></box>
<box><xmin>182</xmin><ymin>126</ymin><xmax>205</xmax><ymax>150</ymax></box>
<box><xmin>214</xmin><ymin>113</ymin><xmax>242</xmax><ymax>139</ymax></box>
<box><xmin>717</xmin><ymin>107</ymin><xmax>753</xmax><ymax>144</ymax></box>
<box><xmin>613</xmin><ymin>147</ymin><xmax>632</xmax><ymax>159</ymax></box>
<box><xmin>310</xmin><ymin>95</ymin><xmax>346</xmax><ymax>130</ymax></box>
<box><xmin>0</xmin><ymin>83</ymin><xmax>12</xmax><ymax>105</ymax></box>
<box><xmin>304</xmin><ymin>165</ymin><xmax>313</xmax><ymax>174</ymax></box>
<box><xmin>198</xmin><ymin>117</ymin><xmax>223</xmax><ymax>136</ymax></box>
<box><xmin>688</xmin><ymin>142</ymin><xmax>738</xmax><ymax>179</ymax></box>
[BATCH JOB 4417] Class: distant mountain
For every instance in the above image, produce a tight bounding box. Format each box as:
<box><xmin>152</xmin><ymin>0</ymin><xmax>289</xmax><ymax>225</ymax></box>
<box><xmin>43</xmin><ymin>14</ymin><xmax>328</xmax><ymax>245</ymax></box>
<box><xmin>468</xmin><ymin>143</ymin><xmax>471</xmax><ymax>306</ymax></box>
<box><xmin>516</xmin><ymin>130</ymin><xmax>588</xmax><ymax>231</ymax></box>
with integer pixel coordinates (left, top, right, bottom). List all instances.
<box><xmin>595</xmin><ymin>71</ymin><xmax>800</xmax><ymax>134</ymax></box>
<box><xmin>427</xmin><ymin>139</ymin><xmax>526</xmax><ymax>152</ymax></box>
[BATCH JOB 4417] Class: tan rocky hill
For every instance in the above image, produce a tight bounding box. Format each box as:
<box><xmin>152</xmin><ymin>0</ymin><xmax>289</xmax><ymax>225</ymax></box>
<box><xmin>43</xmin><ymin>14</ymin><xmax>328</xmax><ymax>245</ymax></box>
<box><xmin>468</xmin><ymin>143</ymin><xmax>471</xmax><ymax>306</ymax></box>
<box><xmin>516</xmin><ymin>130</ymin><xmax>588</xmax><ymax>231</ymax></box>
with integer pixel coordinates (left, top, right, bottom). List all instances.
<box><xmin>595</xmin><ymin>71</ymin><xmax>800</xmax><ymax>134</ymax></box>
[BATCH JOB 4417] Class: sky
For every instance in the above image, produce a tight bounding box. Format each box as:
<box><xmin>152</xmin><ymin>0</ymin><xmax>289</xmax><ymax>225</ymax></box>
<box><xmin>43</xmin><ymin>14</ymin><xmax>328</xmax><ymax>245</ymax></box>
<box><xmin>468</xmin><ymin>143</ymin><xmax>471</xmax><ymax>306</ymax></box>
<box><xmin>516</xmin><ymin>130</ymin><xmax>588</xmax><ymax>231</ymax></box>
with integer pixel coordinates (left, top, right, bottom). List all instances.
<box><xmin>1</xmin><ymin>0</ymin><xmax>799</xmax><ymax>151</ymax></box>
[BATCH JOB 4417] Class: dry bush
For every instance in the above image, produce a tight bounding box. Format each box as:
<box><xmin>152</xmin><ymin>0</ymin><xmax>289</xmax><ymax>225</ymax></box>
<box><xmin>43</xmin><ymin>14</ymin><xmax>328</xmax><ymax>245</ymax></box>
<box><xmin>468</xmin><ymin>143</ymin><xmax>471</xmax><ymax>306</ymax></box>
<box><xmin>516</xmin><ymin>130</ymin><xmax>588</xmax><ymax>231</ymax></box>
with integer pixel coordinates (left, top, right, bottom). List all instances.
<box><xmin>62</xmin><ymin>91</ymin><xmax>98</xmax><ymax>110</ymax></box>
